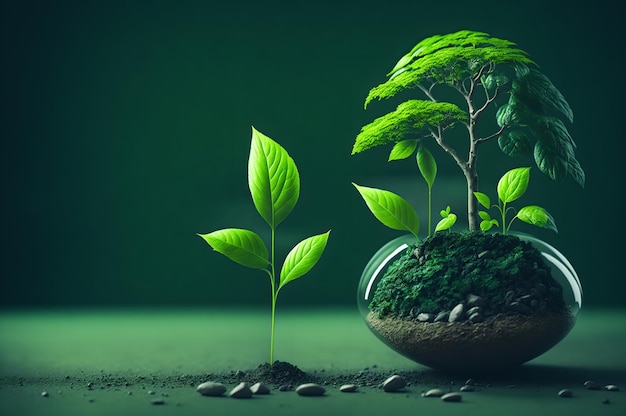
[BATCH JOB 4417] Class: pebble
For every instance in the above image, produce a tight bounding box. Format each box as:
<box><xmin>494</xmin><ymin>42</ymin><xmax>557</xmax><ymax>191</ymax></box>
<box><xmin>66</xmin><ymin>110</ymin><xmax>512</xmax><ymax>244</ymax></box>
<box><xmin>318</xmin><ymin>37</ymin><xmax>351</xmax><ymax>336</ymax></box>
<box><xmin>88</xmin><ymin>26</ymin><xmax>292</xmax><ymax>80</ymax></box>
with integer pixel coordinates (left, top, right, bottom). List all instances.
<box><xmin>584</xmin><ymin>380</ymin><xmax>603</xmax><ymax>390</ymax></box>
<box><xmin>467</xmin><ymin>306</ymin><xmax>482</xmax><ymax>316</ymax></box>
<box><xmin>422</xmin><ymin>388</ymin><xmax>444</xmax><ymax>397</ymax></box>
<box><xmin>417</xmin><ymin>313</ymin><xmax>434</xmax><ymax>322</ymax></box>
<box><xmin>278</xmin><ymin>385</ymin><xmax>293</xmax><ymax>391</ymax></box>
<box><xmin>229</xmin><ymin>382</ymin><xmax>253</xmax><ymax>399</ymax></box>
<box><xmin>441</xmin><ymin>392</ymin><xmax>462</xmax><ymax>402</ymax></box>
<box><xmin>468</xmin><ymin>312</ymin><xmax>484</xmax><ymax>323</ymax></box>
<box><xmin>250</xmin><ymin>382</ymin><xmax>270</xmax><ymax>395</ymax></box>
<box><xmin>196</xmin><ymin>381</ymin><xmax>227</xmax><ymax>397</ymax></box>
<box><xmin>434</xmin><ymin>312</ymin><xmax>449</xmax><ymax>322</ymax></box>
<box><xmin>466</xmin><ymin>294</ymin><xmax>484</xmax><ymax>307</ymax></box>
<box><xmin>382</xmin><ymin>375</ymin><xmax>406</xmax><ymax>392</ymax></box>
<box><xmin>41</xmin><ymin>392</ymin><xmax>49</xmax><ymax>397</ymax></box>
<box><xmin>295</xmin><ymin>383</ymin><xmax>325</xmax><ymax>396</ymax></box>
<box><xmin>460</xmin><ymin>385</ymin><xmax>476</xmax><ymax>392</ymax></box>
<box><xmin>448</xmin><ymin>303</ymin><xmax>465</xmax><ymax>322</ymax></box>
<box><xmin>151</xmin><ymin>399</ymin><xmax>165</xmax><ymax>405</ymax></box>
<box><xmin>558</xmin><ymin>389</ymin><xmax>573</xmax><ymax>398</ymax></box>
<box><xmin>606</xmin><ymin>385</ymin><xmax>620</xmax><ymax>391</ymax></box>
<box><xmin>339</xmin><ymin>384</ymin><xmax>358</xmax><ymax>393</ymax></box>
<box><xmin>508</xmin><ymin>301</ymin><xmax>530</xmax><ymax>314</ymax></box>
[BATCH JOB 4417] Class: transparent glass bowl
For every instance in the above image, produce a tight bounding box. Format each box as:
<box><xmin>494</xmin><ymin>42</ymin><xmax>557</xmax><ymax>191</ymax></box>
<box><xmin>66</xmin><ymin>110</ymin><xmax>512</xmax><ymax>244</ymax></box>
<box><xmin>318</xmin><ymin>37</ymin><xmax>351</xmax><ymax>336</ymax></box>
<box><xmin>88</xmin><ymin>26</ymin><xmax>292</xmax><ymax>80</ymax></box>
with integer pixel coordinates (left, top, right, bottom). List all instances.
<box><xmin>357</xmin><ymin>233</ymin><xmax>582</xmax><ymax>373</ymax></box>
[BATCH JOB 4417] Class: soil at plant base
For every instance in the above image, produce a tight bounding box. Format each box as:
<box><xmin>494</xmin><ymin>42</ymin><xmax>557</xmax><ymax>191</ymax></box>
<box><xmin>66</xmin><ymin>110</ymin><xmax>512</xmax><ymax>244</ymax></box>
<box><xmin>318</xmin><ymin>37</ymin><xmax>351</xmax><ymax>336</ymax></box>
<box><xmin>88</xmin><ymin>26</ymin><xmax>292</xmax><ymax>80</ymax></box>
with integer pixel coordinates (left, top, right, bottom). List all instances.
<box><xmin>367</xmin><ymin>308</ymin><xmax>575</xmax><ymax>374</ymax></box>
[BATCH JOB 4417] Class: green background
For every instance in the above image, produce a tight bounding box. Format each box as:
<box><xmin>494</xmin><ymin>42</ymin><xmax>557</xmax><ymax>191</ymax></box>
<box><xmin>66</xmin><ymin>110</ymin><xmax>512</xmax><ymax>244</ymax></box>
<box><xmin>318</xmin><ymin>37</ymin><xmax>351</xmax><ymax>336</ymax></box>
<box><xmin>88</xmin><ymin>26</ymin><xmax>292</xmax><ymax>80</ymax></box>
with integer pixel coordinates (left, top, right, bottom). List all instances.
<box><xmin>1</xmin><ymin>0</ymin><xmax>623</xmax><ymax>308</ymax></box>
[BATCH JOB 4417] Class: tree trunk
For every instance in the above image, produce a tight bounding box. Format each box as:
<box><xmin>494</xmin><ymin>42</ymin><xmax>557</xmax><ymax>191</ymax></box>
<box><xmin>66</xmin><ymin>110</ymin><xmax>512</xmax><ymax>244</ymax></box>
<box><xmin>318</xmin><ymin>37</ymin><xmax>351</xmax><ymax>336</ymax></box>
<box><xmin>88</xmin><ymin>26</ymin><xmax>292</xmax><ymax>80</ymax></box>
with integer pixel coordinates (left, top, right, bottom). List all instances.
<box><xmin>465</xmin><ymin>166</ymin><xmax>479</xmax><ymax>231</ymax></box>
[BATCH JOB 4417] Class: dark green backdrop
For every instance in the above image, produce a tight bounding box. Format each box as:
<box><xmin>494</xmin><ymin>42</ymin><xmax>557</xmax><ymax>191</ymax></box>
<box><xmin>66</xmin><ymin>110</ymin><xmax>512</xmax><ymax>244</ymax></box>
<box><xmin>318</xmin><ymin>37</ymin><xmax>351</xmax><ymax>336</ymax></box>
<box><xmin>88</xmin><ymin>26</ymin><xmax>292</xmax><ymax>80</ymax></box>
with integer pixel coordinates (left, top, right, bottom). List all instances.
<box><xmin>1</xmin><ymin>0</ymin><xmax>623</xmax><ymax>308</ymax></box>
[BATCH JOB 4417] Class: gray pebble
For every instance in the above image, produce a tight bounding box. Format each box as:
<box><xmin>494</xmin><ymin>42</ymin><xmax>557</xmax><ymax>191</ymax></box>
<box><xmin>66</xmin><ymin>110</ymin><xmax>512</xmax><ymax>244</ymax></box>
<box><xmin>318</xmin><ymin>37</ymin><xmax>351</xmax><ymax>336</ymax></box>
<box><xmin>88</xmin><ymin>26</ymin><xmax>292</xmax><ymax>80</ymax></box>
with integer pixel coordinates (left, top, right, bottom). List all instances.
<box><xmin>422</xmin><ymin>388</ymin><xmax>444</xmax><ymax>397</ymax></box>
<box><xmin>151</xmin><ymin>399</ymin><xmax>165</xmax><ymax>405</ymax></box>
<box><xmin>508</xmin><ymin>301</ymin><xmax>530</xmax><ymax>314</ymax></box>
<box><xmin>229</xmin><ymin>382</ymin><xmax>253</xmax><ymax>399</ymax></box>
<box><xmin>606</xmin><ymin>385</ymin><xmax>620</xmax><ymax>391</ymax></box>
<box><xmin>558</xmin><ymin>389</ymin><xmax>573</xmax><ymax>398</ymax></box>
<box><xmin>339</xmin><ymin>384</ymin><xmax>358</xmax><ymax>393</ymax></box>
<box><xmin>468</xmin><ymin>313</ymin><xmax>484</xmax><ymax>323</ymax></box>
<box><xmin>466</xmin><ymin>294</ymin><xmax>484</xmax><ymax>307</ymax></box>
<box><xmin>467</xmin><ymin>306</ymin><xmax>482</xmax><ymax>316</ymax></box>
<box><xmin>148</xmin><ymin>390</ymin><xmax>155</xmax><ymax>395</ymax></box>
<box><xmin>41</xmin><ymin>392</ymin><xmax>49</xmax><ymax>397</ymax></box>
<box><xmin>295</xmin><ymin>383</ymin><xmax>325</xmax><ymax>396</ymax></box>
<box><xmin>434</xmin><ymin>312</ymin><xmax>449</xmax><ymax>322</ymax></box>
<box><xmin>441</xmin><ymin>392</ymin><xmax>462</xmax><ymax>402</ymax></box>
<box><xmin>278</xmin><ymin>385</ymin><xmax>293</xmax><ymax>391</ymax></box>
<box><xmin>460</xmin><ymin>385</ymin><xmax>476</xmax><ymax>392</ymax></box>
<box><xmin>196</xmin><ymin>381</ymin><xmax>227</xmax><ymax>397</ymax></box>
<box><xmin>584</xmin><ymin>380</ymin><xmax>603</xmax><ymax>390</ymax></box>
<box><xmin>448</xmin><ymin>304</ymin><xmax>465</xmax><ymax>322</ymax></box>
<box><xmin>382</xmin><ymin>375</ymin><xmax>406</xmax><ymax>392</ymax></box>
<box><xmin>250</xmin><ymin>382</ymin><xmax>270</xmax><ymax>395</ymax></box>
<box><xmin>417</xmin><ymin>313</ymin><xmax>434</xmax><ymax>322</ymax></box>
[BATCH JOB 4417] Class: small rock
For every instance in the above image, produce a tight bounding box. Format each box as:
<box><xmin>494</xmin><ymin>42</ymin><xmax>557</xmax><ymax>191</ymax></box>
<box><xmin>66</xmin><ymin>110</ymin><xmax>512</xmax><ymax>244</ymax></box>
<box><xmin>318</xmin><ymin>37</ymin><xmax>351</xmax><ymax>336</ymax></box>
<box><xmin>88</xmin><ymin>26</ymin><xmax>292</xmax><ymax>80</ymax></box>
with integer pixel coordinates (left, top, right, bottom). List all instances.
<box><xmin>441</xmin><ymin>392</ymin><xmax>462</xmax><ymax>402</ymax></box>
<box><xmin>468</xmin><ymin>313</ymin><xmax>484</xmax><ymax>323</ymax></box>
<box><xmin>148</xmin><ymin>390</ymin><xmax>155</xmax><ymax>395</ymax></box>
<box><xmin>250</xmin><ymin>382</ymin><xmax>270</xmax><ymax>395</ymax></box>
<box><xmin>448</xmin><ymin>304</ymin><xmax>465</xmax><ymax>322</ymax></box>
<box><xmin>460</xmin><ymin>385</ymin><xmax>476</xmax><ymax>392</ymax></box>
<box><xmin>508</xmin><ymin>301</ymin><xmax>530</xmax><ymax>314</ymax></box>
<box><xmin>151</xmin><ymin>399</ymin><xmax>165</xmax><ymax>405</ymax></box>
<box><xmin>434</xmin><ymin>312</ymin><xmax>449</xmax><ymax>322</ymax></box>
<box><xmin>295</xmin><ymin>383</ymin><xmax>325</xmax><ymax>396</ymax></box>
<box><xmin>382</xmin><ymin>375</ymin><xmax>406</xmax><ymax>392</ymax></box>
<box><xmin>278</xmin><ymin>385</ymin><xmax>293</xmax><ymax>392</ymax></box>
<box><xmin>465</xmin><ymin>379</ymin><xmax>475</xmax><ymax>385</ymax></box>
<box><xmin>467</xmin><ymin>306</ymin><xmax>482</xmax><ymax>316</ymax></box>
<box><xmin>417</xmin><ymin>313</ymin><xmax>434</xmax><ymax>322</ymax></box>
<box><xmin>196</xmin><ymin>381</ymin><xmax>227</xmax><ymax>397</ymax></box>
<box><xmin>584</xmin><ymin>380</ymin><xmax>603</xmax><ymax>390</ymax></box>
<box><xmin>467</xmin><ymin>294</ymin><xmax>484</xmax><ymax>308</ymax></box>
<box><xmin>127</xmin><ymin>391</ymin><xmax>132</xmax><ymax>395</ymax></box>
<box><xmin>605</xmin><ymin>385</ymin><xmax>620</xmax><ymax>391</ymax></box>
<box><xmin>422</xmin><ymin>388</ymin><xmax>444</xmax><ymax>397</ymax></box>
<box><xmin>558</xmin><ymin>389</ymin><xmax>573</xmax><ymax>398</ymax></box>
<box><xmin>41</xmin><ymin>392</ymin><xmax>49</xmax><ymax>397</ymax></box>
<box><xmin>339</xmin><ymin>384</ymin><xmax>358</xmax><ymax>393</ymax></box>
<box><xmin>229</xmin><ymin>382</ymin><xmax>253</xmax><ymax>399</ymax></box>
<box><xmin>477</xmin><ymin>250</ymin><xmax>489</xmax><ymax>259</ymax></box>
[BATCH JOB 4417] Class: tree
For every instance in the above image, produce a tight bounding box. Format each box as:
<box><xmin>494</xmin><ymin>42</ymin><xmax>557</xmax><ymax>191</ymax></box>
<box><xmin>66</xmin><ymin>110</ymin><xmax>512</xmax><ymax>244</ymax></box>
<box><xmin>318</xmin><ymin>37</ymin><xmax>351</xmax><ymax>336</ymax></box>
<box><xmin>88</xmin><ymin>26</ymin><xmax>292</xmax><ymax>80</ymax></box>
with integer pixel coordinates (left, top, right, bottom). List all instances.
<box><xmin>352</xmin><ymin>30</ymin><xmax>584</xmax><ymax>231</ymax></box>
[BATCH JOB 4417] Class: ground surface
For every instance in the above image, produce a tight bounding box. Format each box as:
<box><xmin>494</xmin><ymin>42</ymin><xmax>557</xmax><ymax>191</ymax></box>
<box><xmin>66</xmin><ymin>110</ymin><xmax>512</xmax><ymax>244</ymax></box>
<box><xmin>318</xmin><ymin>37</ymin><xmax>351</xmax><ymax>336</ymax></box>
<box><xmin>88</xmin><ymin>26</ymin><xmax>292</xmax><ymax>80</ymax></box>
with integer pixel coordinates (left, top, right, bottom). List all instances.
<box><xmin>0</xmin><ymin>308</ymin><xmax>624</xmax><ymax>415</ymax></box>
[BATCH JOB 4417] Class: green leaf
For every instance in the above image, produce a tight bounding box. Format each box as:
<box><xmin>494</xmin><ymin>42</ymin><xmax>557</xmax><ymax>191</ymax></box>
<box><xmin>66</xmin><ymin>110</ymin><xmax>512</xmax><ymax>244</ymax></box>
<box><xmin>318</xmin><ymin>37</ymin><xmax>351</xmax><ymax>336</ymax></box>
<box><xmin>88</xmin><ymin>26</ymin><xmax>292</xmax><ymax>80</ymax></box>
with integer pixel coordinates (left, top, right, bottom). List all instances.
<box><xmin>352</xmin><ymin>183</ymin><xmax>419</xmax><ymax>237</ymax></box>
<box><xmin>498</xmin><ymin>130</ymin><xmax>532</xmax><ymax>157</ymax></box>
<box><xmin>435</xmin><ymin>213</ymin><xmax>456</xmax><ymax>232</ymax></box>
<box><xmin>417</xmin><ymin>144</ymin><xmax>437</xmax><ymax>187</ymax></box>
<box><xmin>474</xmin><ymin>192</ymin><xmax>491</xmax><ymax>209</ymax></box>
<box><xmin>511</xmin><ymin>69</ymin><xmax>573</xmax><ymax>123</ymax></box>
<box><xmin>478</xmin><ymin>210</ymin><xmax>492</xmax><ymax>221</ymax></box>
<box><xmin>279</xmin><ymin>231</ymin><xmax>331</xmax><ymax>290</ymax></box>
<box><xmin>388</xmin><ymin>140</ymin><xmax>417</xmax><ymax>161</ymax></box>
<box><xmin>480</xmin><ymin>220</ymin><xmax>495</xmax><ymax>232</ymax></box>
<box><xmin>248</xmin><ymin>127</ymin><xmax>300</xmax><ymax>228</ymax></box>
<box><xmin>516</xmin><ymin>205</ymin><xmax>558</xmax><ymax>233</ymax></box>
<box><xmin>482</xmin><ymin>72</ymin><xmax>509</xmax><ymax>90</ymax></box>
<box><xmin>198</xmin><ymin>228</ymin><xmax>269</xmax><ymax>270</ymax></box>
<box><xmin>497</xmin><ymin>167</ymin><xmax>530</xmax><ymax>203</ymax></box>
<box><xmin>440</xmin><ymin>205</ymin><xmax>451</xmax><ymax>218</ymax></box>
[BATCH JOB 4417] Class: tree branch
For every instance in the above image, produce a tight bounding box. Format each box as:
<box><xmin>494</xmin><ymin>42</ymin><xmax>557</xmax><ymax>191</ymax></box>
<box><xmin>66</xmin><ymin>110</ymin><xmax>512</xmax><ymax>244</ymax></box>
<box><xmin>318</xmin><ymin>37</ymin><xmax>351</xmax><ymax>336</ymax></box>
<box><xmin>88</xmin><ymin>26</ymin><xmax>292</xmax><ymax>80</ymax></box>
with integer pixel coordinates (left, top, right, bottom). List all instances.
<box><xmin>476</xmin><ymin>124</ymin><xmax>507</xmax><ymax>143</ymax></box>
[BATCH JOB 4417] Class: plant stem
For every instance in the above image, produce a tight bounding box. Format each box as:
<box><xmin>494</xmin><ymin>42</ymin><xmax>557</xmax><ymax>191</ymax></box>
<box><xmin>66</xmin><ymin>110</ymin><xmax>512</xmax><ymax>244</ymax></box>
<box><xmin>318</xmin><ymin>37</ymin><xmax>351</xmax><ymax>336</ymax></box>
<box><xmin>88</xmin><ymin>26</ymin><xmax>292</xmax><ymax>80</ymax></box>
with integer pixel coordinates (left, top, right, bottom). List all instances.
<box><xmin>427</xmin><ymin>185</ymin><xmax>432</xmax><ymax>237</ymax></box>
<box><xmin>269</xmin><ymin>226</ymin><xmax>276</xmax><ymax>365</ymax></box>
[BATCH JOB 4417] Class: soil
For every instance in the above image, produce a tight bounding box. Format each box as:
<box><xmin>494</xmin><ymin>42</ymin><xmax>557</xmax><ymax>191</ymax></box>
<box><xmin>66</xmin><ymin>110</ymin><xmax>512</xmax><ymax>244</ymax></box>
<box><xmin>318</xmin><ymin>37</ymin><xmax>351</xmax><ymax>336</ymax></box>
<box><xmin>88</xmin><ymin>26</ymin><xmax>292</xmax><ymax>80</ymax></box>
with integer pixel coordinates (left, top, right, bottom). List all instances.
<box><xmin>367</xmin><ymin>308</ymin><xmax>575</xmax><ymax>374</ymax></box>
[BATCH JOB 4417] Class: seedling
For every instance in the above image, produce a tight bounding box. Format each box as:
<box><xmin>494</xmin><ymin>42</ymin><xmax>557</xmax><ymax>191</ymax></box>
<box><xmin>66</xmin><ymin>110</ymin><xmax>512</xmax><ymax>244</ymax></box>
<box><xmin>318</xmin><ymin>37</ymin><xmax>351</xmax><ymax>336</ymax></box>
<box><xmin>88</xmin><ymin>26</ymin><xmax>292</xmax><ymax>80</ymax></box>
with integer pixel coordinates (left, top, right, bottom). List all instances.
<box><xmin>474</xmin><ymin>167</ymin><xmax>557</xmax><ymax>234</ymax></box>
<box><xmin>198</xmin><ymin>127</ymin><xmax>330</xmax><ymax>364</ymax></box>
<box><xmin>351</xmin><ymin>30</ymin><xmax>584</xmax><ymax>231</ymax></box>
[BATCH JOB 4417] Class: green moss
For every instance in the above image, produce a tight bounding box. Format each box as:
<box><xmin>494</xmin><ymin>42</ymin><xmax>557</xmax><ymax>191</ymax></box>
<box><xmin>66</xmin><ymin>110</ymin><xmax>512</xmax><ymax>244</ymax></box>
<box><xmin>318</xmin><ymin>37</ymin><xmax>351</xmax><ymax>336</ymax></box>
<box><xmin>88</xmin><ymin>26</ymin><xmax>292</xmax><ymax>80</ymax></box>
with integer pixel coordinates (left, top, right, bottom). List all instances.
<box><xmin>370</xmin><ymin>232</ymin><xmax>565</xmax><ymax>318</ymax></box>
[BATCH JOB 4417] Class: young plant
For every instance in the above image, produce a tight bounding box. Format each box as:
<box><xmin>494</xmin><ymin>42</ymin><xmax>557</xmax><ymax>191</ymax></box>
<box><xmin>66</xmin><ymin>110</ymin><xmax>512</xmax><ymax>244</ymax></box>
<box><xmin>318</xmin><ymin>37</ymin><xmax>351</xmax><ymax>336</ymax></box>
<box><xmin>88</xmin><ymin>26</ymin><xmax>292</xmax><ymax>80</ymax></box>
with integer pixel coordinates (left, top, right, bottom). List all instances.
<box><xmin>474</xmin><ymin>167</ymin><xmax>557</xmax><ymax>234</ymax></box>
<box><xmin>352</xmin><ymin>30</ymin><xmax>584</xmax><ymax>230</ymax></box>
<box><xmin>198</xmin><ymin>127</ymin><xmax>330</xmax><ymax>364</ymax></box>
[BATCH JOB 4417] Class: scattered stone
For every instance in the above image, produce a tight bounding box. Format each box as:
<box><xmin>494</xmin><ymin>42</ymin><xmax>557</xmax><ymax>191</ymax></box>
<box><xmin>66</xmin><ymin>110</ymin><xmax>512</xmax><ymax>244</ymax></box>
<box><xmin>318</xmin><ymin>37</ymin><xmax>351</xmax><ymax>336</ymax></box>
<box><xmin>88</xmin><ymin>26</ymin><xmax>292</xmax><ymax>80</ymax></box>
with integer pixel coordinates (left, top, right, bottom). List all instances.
<box><xmin>584</xmin><ymin>380</ymin><xmax>603</xmax><ymax>390</ymax></box>
<box><xmin>468</xmin><ymin>313</ymin><xmax>484</xmax><ymax>324</ymax></box>
<box><xmin>151</xmin><ymin>399</ymin><xmax>165</xmax><ymax>405</ymax></box>
<box><xmin>441</xmin><ymin>392</ymin><xmax>462</xmax><ymax>402</ymax></box>
<box><xmin>422</xmin><ymin>388</ymin><xmax>444</xmax><ymax>397</ymax></box>
<box><xmin>477</xmin><ymin>251</ymin><xmax>489</xmax><ymax>259</ymax></box>
<box><xmin>460</xmin><ymin>385</ymin><xmax>476</xmax><ymax>392</ymax></box>
<box><xmin>382</xmin><ymin>375</ymin><xmax>406</xmax><ymax>392</ymax></box>
<box><xmin>434</xmin><ymin>312</ymin><xmax>449</xmax><ymax>322</ymax></box>
<box><xmin>127</xmin><ymin>391</ymin><xmax>132</xmax><ymax>395</ymax></box>
<box><xmin>41</xmin><ymin>392</ymin><xmax>49</xmax><ymax>397</ymax></box>
<box><xmin>465</xmin><ymin>379</ymin><xmax>475</xmax><ymax>385</ymax></box>
<box><xmin>250</xmin><ymin>382</ymin><xmax>270</xmax><ymax>395</ymax></box>
<box><xmin>196</xmin><ymin>381</ymin><xmax>227</xmax><ymax>397</ymax></box>
<box><xmin>229</xmin><ymin>382</ymin><xmax>253</xmax><ymax>399</ymax></box>
<box><xmin>606</xmin><ymin>385</ymin><xmax>620</xmax><ymax>391</ymax></box>
<box><xmin>558</xmin><ymin>389</ymin><xmax>573</xmax><ymax>398</ymax></box>
<box><xmin>467</xmin><ymin>307</ymin><xmax>482</xmax><ymax>316</ymax></box>
<box><xmin>339</xmin><ymin>384</ymin><xmax>358</xmax><ymax>393</ymax></box>
<box><xmin>278</xmin><ymin>385</ymin><xmax>293</xmax><ymax>392</ymax></box>
<box><xmin>295</xmin><ymin>383</ymin><xmax>325</xmax><ymax>396</ymax></box>
<box><xmin>508</xmin><ymin>301</ymin><xmax>530</xmax><ymax>314</ymax></box>
<box><xmin>87</xmin><ymin>382</ymin><xmax>93</xmax><ymax>390</ymax></box>
<box><xmin>448</xmin><ymin>304</ymin><xmax>465</xmax><ymax>322</ymax></box>
<box><xmin>467</xmin><ymin>294</ymin><xmax>484</xmax><ymax>307</ymax></box>
<box><xmin>417</xmin><ymin>313</ymin><xmax>434</xmax><ymax>322</ymax></box>
<box><xmin>148</xmin><ymin>390</ymin><xmax>155</xmax><ymax>395</ymax></box>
